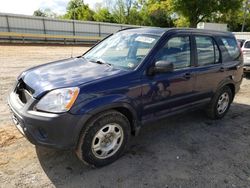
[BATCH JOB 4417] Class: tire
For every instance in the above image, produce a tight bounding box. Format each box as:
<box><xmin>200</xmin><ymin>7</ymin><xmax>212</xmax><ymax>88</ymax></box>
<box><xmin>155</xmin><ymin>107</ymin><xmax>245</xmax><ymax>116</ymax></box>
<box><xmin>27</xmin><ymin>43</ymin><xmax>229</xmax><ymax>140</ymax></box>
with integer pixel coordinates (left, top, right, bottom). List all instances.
<box><xmin>206</xmin><ymin>86</ymin><xmax>233</xmax><ymax>119</ymax></box>
<box><xmin>76</xmin><ymin>110</ymin><xmax>131</xmax><ymax>167</ymax></box>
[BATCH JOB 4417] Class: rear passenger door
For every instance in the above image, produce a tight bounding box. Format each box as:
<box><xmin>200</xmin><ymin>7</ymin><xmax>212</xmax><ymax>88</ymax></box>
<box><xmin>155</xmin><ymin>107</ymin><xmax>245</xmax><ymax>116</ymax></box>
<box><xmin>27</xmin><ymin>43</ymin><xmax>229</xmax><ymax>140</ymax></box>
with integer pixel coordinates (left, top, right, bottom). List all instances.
<box><xmin>192</xmin><ymin>35</ymin><xmax>225</xmax><ymax>102</ymax></box>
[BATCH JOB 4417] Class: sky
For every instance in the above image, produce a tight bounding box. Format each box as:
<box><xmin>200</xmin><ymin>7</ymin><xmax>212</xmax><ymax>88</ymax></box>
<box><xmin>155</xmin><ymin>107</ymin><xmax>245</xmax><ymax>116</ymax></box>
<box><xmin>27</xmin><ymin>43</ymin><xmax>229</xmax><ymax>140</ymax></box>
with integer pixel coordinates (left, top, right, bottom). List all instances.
<box><xmin>0</xmin><ymin>0</ymin><xmax>103</xmax><ymax>15</ymax></box>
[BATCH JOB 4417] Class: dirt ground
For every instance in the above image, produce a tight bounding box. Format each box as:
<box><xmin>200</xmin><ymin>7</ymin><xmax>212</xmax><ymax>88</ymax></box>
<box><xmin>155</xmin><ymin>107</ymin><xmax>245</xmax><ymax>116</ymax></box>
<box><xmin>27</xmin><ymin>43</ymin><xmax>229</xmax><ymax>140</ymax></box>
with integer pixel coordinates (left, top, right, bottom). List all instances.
<box><xmin>1</xmin><ymin>45</ymin><xmax>250</xmax><ymax>188</ymax></box>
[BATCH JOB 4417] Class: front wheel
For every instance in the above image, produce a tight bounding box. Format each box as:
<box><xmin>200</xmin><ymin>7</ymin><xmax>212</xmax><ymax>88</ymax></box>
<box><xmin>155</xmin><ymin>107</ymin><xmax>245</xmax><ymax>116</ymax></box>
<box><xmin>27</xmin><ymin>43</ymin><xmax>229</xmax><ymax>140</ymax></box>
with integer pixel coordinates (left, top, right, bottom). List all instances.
<box><xmin>76</xmin><ymin>110</ymin><xmax>131</xmax><ymax>167</ymax></box>
<box><xmin>206</xmin><ymin>86</ymin><xmax>233</xmax><ymax>119</ymax></box>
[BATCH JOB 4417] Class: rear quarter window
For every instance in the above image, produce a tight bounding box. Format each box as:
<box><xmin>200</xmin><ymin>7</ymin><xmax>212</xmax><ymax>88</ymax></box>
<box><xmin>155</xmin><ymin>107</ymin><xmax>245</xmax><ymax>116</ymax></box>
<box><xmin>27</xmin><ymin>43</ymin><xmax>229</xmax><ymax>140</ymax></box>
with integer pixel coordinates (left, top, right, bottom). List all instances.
<box><xmin>221</xmin><ymin>37</ymin><xmax>240</xmax><ymax>61</ymax></box>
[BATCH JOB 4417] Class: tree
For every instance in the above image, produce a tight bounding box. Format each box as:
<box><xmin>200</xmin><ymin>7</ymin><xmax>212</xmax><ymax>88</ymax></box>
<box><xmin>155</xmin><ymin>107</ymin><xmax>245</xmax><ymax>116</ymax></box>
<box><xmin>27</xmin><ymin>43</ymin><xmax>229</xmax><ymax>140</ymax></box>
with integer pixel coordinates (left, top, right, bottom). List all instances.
<box><xmin>64</xmin><ymin>0</ymin><xmax>94</xmax><ymax>21</ymax></box>
<box><xmin>138</xmin><ymin>0</ymin><xmax>174</xmax><ymax>27</ymax></box>
<box><xmin>93</xmin><ymin>8</ymin><xmax>115</xmax><ymax>23</ymax></box>
<box><xmin>171</xmin><ymin>0</ymin><xmax>243</xmax><ymax>28</ymax></box>
<box><xmin>112</xmin><ymin>0</ymin><xmax>136</xmax><ymax>24</ymax></box>
<box><xmin>127</xmin><ymin>6</ymin><xmax>143</xmax><ymax>25</ymax></box>
<box><xmin>124</xmin><ymin>0</ymin><xmax>134</xmax><ymax>23</ymax></box>
<box><xmin>207</xmin><ymin>0</ymin><xmax>249</xmax><ymax>31</ymax></box>
<box><xmin>174</xmin><ymin>16</ymin><xmax>189</xmax><ymax>27</ymax></box>
<box><xmin>33</xmin><ymin>8</ymin><xmax>57</xmax><ymax>18</ymax></box>
<box><xmin>113</xmin><ymin>0</ymin><xmax>128</xmax><ymax>23</ymax></box>
<box><xmin>33</xmin><ymin>9</ymin><xmax>46</xmax><ymax>17</ymax></box>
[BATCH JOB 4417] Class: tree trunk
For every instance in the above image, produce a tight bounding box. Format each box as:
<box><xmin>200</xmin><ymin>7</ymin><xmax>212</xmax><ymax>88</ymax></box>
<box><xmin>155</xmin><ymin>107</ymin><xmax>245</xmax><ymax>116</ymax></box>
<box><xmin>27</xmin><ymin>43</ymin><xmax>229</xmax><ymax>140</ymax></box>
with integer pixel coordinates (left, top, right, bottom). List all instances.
<box><xmin>189</xmin><ymin>20</ymin><xmax>197</xmax><ymax>28</ymax></box>
<box><xmin>189</xmin><ymin>15</ymin><xmax>198</xmax><ymax>28</ymax></box>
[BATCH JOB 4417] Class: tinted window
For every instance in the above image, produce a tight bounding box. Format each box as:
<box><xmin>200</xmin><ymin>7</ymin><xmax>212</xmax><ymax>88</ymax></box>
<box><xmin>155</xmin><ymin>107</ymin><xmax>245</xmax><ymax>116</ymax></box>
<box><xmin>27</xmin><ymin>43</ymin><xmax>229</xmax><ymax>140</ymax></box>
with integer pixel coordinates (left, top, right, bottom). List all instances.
<box><xmin>221</xmin><ymin>37</ymin><xmax>240</xmax><ymax>60</ymax></box>
<box><xmin>156</xmin><ymin>36</ymin><xmax>191</xmax><ymax>70</ymax></box>
<box><xmin>195</xmin><ymin>36</ymin><xmax>220</xmax><ymax>66</ymax></box>
<box><xmin>244</xmin><ymin>41</ymin><xmax>250</xmax><ymax>49</ymax></box>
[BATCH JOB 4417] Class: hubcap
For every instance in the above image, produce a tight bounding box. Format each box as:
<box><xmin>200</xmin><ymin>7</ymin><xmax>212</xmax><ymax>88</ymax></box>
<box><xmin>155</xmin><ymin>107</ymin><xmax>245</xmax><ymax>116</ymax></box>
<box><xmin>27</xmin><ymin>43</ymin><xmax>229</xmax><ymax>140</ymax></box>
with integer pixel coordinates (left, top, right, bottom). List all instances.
<box><xmin>217</xmin><ymin>92</ymin><xmax>230</xmax><ymax>115</ymax></box>
<box><xmin>91</xmin><ymin>123</ymin><xmax>124</xmax><ymax>159</ymax></box>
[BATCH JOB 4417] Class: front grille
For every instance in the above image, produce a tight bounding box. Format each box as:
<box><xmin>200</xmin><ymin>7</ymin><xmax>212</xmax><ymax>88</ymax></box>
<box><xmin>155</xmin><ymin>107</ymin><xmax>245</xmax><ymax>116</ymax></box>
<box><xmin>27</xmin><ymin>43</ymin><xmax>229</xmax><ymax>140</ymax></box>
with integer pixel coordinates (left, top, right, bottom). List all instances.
<box><xmin>15</xmin><ymin>80</ymin><xmax>33</xmax><ymax>104</ymax></box>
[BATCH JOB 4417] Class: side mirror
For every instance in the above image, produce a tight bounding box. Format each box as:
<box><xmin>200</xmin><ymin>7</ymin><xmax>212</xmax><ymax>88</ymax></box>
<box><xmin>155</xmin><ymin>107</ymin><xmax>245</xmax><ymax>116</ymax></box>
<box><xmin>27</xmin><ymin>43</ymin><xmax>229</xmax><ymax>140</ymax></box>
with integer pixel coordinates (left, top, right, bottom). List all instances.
<box><xmin>148</xmin><ymin>61</ymin><xmax>174</xmax><ymax>75</ymax></box>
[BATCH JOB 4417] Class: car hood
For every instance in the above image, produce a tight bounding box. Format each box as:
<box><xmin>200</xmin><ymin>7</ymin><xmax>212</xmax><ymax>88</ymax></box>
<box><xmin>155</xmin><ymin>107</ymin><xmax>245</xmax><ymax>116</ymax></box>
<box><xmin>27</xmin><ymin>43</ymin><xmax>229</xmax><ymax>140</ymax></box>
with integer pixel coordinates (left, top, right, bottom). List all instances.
<box><xmin>20</xmin><ymin>57</ymin><xmax>126</xmax><ymax>98</ymax></box>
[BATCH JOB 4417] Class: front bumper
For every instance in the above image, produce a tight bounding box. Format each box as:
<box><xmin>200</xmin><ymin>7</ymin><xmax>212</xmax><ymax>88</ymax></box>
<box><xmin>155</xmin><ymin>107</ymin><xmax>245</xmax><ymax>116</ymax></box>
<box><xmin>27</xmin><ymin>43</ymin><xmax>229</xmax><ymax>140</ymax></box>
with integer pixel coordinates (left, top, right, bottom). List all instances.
<box><xmin>8</xmin><ymin>92</ymin><xmax>91</xmax><ymax>150</ymax></box>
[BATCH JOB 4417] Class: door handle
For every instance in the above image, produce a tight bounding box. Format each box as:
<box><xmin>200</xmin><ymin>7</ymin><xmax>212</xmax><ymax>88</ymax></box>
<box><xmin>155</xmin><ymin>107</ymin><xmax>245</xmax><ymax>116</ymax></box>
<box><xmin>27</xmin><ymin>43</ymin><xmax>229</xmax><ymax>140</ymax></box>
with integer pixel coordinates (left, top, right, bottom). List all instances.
<box><xmin>184</xmin><ymin>73</ymin><xmax>192</xmax><ymax>79</ymax></box>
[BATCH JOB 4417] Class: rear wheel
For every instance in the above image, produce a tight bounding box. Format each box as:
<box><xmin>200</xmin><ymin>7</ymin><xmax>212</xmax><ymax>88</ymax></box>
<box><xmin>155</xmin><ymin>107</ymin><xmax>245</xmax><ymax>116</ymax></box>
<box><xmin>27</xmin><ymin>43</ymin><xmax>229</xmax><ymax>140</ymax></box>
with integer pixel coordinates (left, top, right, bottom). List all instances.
<box><xmin>76</xmin><ymin>110</ymin><xmax>131</xmax><ymax>167</ymax></box>
<box><xmin>206</xmin><ymin>86</ymin><xmax>233</xmax><ymax>119</ymax></box>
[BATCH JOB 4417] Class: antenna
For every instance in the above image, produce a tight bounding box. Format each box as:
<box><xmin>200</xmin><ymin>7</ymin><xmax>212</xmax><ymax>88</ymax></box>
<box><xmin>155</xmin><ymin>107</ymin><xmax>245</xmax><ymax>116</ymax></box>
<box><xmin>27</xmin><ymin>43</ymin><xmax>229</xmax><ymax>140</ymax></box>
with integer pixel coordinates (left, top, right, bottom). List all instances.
<box><xmin>71</xmin><ymin>4</ymin><xmax>76</xmax><ymax>58</ymax></box>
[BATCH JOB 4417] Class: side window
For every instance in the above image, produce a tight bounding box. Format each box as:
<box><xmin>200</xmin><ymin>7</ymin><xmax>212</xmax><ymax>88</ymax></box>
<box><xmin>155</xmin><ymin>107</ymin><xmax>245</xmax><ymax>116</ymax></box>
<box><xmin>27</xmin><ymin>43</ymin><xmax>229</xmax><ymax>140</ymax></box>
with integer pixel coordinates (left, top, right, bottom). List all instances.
<box><xmin>195</xmin><ymin>36</ymin><xmax>220</xmax><ymax>66</ymax></box>
<box><xmin>221</xmin><ymin>37</ymin><xmax>240</xmax><ymax>61</ymax></box>
<box><xmin>156</xmin><ymin>36</ymin><xmax>191</xmax><ymax>70</ymax></box>
<box><xmin>244</xmin><ymin>41</ymin><xmax>250</xmax><ymax>48</ymax></box>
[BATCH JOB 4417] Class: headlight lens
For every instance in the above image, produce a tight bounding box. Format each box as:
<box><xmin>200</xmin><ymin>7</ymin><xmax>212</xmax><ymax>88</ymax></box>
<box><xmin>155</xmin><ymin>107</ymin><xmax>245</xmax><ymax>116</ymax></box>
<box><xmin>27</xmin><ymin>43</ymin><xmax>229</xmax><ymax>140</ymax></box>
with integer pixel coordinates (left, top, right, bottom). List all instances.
<box><xmin>36</xmin><ymin>87</ymin><xmax>79</xmax><ymax>113</ymax></box>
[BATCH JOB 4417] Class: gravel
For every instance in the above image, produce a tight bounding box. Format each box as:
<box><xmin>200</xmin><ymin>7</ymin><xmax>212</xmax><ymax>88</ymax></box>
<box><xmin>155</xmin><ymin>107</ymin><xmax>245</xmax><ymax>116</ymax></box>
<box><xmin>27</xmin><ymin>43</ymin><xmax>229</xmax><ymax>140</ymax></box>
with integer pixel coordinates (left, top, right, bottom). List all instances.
<box><xmin>1</xmin><ymin>45</ymin><xmax>250</xmax><ymax>188</ymax></box>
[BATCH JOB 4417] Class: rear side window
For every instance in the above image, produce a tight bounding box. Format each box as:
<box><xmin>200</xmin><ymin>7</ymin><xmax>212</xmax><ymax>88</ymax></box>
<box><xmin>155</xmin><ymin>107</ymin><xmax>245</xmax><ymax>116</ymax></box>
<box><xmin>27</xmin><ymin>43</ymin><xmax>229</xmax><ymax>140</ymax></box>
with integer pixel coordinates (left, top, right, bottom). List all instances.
<box><xmin>221</xmin><ymin>37</ymin><xmax>240</xmax><ymax>61</ymax></box>
<box><xmin>244</xmin><ymin>41</ymin><xmax>250</xmax><ymax>49</ymax></box>
<box><xmin>195</xmin><ymin>36</ymin><xmax>220</xmax><ymax>66</ymax></box>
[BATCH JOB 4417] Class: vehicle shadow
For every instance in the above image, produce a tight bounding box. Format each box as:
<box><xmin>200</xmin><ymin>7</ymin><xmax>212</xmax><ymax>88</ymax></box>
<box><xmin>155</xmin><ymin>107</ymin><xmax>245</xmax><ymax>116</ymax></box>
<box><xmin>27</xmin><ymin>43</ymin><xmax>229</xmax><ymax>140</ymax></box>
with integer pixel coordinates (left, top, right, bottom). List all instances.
<box><xmin>36</xmin><ymin>102</ymin><xmax>250</xmax><ymax>188</ymax></box>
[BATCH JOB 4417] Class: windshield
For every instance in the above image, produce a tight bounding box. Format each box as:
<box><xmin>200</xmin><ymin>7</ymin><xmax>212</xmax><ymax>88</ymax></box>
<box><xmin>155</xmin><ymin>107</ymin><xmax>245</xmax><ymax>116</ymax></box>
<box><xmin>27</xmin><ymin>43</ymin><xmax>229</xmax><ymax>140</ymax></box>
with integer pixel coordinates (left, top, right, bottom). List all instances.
<box><xmin>84</xmin><ymin>31</ymin><xmax>160</xmax><ymax>70</ymax></box>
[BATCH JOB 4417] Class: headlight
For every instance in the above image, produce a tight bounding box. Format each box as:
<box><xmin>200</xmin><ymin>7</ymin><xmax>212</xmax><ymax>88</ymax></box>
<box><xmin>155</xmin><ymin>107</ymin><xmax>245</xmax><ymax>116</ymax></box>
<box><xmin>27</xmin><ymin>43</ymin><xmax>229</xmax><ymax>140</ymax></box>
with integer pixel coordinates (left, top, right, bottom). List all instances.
<box><xmin>36</xmin><ymin>87</ymin><xmax>79</xmax><ymax>113</ymax></box>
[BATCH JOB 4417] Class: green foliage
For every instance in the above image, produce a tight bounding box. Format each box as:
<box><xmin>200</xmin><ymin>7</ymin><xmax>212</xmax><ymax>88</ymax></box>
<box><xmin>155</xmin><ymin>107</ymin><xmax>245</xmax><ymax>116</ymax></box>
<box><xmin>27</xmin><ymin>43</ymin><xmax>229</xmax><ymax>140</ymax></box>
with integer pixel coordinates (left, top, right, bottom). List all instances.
<box><xmin>112</xmin><ymin>0</ymin><xmax>135</xmax><ymax>24</ymax></box>
<box><xmin>137</xmin><ymin>0</ymin><xmax>174</xmax><ymax>27</ymax></box>
<box><xmin>55</xmin><ymin>0</ymin><xmax>249</xmax><ymax>31</ymax></box>
<box><xmin>33</xmin><ymin>9</ymin><xmax>46</xmax><ymax>17</ymax></box>
<box><xmin>112</xmin><ymin>0</ymin><xmax>127</xmax><ymax>23</ymax></box>
<box><xmin>33</xmin><ymin>9</ymin><xmax>57</xmax><ymax>18</ymax></box>
<box><xmin>171</xmin><ymin>0</ymin><xmax>243</xmax><ymax>28</ymax></box>
<box><xmin>212</xmin><ymin>10</ymin><xmax>242</xmax><ymax>31</ymax></box>
<box><xmin>93</xmin><ymin>8</ymin><xmax>114</xmax><ymax>23</ymax></box>
<box><xmin>64</xmin><ymin>0</ymin><xmax>94</xmax><ymax>21</ymax></box>
<box><xmin>208</xmin><ymin>0</ymin><xmax>250</xmax><ymax>31</ymax></box>
<box><xmin>128</xmin><ymin>7</ymin><xmax>143</xmax><ymax>25</ymax></box>
<box><xmin>174</xmin><ymin>16</ymin><xmax>190</xmax><ymax>27</ymax></box>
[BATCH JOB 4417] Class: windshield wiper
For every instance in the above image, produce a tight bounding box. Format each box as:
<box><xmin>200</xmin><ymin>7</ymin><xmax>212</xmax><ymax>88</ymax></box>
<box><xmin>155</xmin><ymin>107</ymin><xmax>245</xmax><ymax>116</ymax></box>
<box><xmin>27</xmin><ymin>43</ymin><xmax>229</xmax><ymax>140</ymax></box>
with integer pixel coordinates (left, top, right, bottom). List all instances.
<box><xmin>89</xmin><ymin>58</ymin><xmax>112</xmax><ymax>67</ymax></box>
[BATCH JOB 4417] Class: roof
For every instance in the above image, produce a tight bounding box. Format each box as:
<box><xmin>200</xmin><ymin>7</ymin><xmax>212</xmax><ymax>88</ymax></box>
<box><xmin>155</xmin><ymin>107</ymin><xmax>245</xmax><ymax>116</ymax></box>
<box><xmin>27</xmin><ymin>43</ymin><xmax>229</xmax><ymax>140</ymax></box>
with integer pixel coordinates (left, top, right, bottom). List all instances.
<box><xmin>120</xmin><ymin>27</ymin><xmax>234</xmax><ymax>37</ymax></box>
<box><xmin>120</xmin><ymin>27</ymin><xmax>169</xmax><ymax>36</ymax></box>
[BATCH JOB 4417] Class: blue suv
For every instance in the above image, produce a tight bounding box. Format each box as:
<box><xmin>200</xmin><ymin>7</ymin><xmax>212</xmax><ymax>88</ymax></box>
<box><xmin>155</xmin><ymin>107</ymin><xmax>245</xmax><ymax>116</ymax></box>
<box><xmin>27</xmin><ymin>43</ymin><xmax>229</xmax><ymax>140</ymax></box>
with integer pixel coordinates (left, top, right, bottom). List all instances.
<box><xmin>8</xmin><ymin>28</ymin><xmax>243</xmax><ymax>167</ymax></box>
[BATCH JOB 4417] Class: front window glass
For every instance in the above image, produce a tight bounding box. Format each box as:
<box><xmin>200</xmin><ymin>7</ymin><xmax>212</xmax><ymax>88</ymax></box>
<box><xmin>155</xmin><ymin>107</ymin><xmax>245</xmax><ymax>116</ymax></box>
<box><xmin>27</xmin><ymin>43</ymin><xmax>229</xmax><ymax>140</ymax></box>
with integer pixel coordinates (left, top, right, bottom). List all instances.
<box><xmin>84</xmin><ymin>31</ymin><xmax>160</xmax><ymax>70</ymax></box>
<box><xmin>156</xmin><ymin>36</ymin><xmax>191</xmax><ymax>70</ymax></box>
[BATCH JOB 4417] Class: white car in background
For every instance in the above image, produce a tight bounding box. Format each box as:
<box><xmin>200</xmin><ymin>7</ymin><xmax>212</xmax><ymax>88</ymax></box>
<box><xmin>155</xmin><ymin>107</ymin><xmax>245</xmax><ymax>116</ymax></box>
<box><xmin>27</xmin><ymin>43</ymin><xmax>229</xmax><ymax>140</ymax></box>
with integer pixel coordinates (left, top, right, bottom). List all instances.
<box><xmin>242</xmin><ymin>40</ymin><xmax>250</xmax><ymax>74</ymax></box>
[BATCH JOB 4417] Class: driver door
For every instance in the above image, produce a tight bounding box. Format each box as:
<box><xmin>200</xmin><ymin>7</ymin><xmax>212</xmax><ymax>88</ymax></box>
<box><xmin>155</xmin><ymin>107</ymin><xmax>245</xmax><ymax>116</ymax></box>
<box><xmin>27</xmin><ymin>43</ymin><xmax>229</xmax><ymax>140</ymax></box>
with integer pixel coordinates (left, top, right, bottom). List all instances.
<box><xmin>141</xmin><ymin>34</ymin><xmax>196</xmax><ymax>122</ymax></box>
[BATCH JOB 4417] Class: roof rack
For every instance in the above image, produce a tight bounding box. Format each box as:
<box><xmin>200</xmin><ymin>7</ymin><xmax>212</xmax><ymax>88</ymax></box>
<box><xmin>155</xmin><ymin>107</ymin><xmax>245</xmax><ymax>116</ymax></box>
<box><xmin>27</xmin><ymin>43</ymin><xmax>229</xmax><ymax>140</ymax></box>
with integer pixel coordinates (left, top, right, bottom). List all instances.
<box><xmin>117</xmin><ymin>27</ymin><xmax>142</xmax><ymax>32</ymax></box>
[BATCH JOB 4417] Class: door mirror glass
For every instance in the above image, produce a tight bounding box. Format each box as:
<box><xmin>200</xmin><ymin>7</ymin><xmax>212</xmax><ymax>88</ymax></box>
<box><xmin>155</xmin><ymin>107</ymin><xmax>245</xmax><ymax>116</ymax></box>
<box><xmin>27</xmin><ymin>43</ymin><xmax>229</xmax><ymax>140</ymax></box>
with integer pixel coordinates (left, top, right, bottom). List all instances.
<box><xmin>153</xmin><ymin>60</ymin><xmax>174</xmax><ymax>74</ymax></box>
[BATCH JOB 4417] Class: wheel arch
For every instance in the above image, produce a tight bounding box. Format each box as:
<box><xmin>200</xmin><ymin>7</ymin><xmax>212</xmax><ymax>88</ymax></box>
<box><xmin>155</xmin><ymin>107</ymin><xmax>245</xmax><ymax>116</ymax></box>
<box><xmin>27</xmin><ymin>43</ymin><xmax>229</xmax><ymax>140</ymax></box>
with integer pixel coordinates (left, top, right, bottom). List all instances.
<box><xmin>74</xmin><ymin>102</ymin><xmax>141</xmax><ymax>149</ymax></box>
<box><xmin>225</xmin><ymin>83</ymin><xmax>235</xmax><ymax>100</ymax></box>
<box><xmin>215</xmin><ymin>77</ymin><xmax>236</xmax><ymax>100</ymax></box>
<box><xmin>88</xmin><ymin>102</ymin><xmax>140</xmax><ymax>135</ymax></box>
